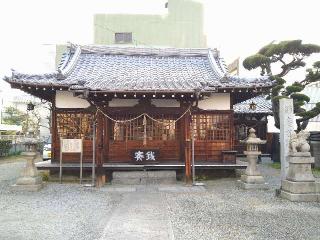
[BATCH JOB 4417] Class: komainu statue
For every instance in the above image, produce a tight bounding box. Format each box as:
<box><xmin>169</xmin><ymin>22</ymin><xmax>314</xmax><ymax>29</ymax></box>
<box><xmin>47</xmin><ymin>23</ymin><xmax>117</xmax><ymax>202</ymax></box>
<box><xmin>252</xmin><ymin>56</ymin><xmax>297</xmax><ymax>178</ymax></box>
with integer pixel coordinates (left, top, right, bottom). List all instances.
<box><xmin>290</xmin><ymin>131</ymin><xmax>310</xmax><ymax>153</ymax></box>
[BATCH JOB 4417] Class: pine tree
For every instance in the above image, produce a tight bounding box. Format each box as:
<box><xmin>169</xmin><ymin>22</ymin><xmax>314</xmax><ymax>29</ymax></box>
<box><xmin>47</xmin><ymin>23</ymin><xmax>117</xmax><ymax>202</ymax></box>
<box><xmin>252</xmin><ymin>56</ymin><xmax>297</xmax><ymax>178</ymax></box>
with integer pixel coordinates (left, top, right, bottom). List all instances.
<box><xmin>243</xmin><ymin>40</ymin><xmax>320</xmax><ymax>131</ymax></box>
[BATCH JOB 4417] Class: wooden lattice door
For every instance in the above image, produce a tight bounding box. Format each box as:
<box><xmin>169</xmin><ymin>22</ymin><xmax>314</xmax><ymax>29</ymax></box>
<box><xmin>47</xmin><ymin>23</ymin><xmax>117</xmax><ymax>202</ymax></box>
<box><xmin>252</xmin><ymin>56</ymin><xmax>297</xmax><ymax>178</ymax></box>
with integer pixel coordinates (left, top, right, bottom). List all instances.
<box><xmin>192</xmin><ymin>112</ymin><xmax>233</xmax><ymax>161</ymax></box>
<box><xmin>107</xmin><ymin>114</ymin><xmax>180</xmax><ymax>162</ymax></box>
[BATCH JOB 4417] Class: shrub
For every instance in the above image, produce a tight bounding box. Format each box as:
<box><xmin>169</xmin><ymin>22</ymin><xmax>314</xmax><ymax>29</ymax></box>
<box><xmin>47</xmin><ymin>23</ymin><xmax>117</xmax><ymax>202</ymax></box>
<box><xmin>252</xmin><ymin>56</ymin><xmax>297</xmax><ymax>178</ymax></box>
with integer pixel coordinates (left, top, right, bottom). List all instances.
<box><xmin>0</xmin><ymin>140</ymin><xmax>12</xmax><ymax>157</ymax></box>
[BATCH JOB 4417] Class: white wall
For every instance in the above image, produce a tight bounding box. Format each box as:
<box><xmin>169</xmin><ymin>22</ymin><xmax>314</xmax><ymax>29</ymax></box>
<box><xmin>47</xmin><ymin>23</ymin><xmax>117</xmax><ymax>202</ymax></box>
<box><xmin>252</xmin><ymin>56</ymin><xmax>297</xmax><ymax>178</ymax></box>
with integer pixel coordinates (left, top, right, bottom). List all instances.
<box><xmin>198</xmin><ymin>93</ymin><xmax>230</xmax><ymax>110</ymax></box>
<box><xmin>0</xmin><ymin>90</ymin><xmax>3</xmax><ymax>123</ymax></box>
<box><xmin>55</xmin><ymin>92</ymin><xmax>231</xmax><ymax>110</ymax></box>
<box><xmin>151</xmin><ymin>99</ymin><xmax>180</xmax><ymax>107</ymax></box>
<box><xmin>109</xmin><ymin>99</ymin><xmax>139</xmax><ymax>107</ymax></box>
<box><xmin>108</xmin><ymin>99</ymin><xmax>180</xmax><ymax>107</ymax></box>
<box><xmin>267</xmin><ymin>115</ymin><xmax>320</xmax><ymax>133</ymax></box>
<box><xmin>55</xmin><ymin>91</ymin><xmax>90</xmax><ymax>108</ymax></box>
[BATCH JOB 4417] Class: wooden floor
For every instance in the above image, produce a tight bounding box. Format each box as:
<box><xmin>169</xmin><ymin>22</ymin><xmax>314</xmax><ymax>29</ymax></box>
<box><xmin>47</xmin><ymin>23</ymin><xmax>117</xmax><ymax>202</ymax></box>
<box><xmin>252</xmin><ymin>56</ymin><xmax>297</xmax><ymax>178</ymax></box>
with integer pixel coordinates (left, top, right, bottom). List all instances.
<box><xmin>36</xmin><ymin>160</ymin><xmax>247</xmax><ymax>170</ymax></box>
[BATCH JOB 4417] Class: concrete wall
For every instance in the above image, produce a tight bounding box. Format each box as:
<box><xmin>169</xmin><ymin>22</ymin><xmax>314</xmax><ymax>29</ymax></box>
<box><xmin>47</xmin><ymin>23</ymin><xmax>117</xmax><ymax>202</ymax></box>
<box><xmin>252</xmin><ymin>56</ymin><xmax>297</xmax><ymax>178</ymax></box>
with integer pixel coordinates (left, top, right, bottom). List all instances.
<box><xmin>94</xmin><ymin>0</ymin><xmax>206</xmax><ymax>48</ymax></box>
<box><xmin>198</xmin><ymin>93</ymin><xmax>230</xmax><ymax>110</ymax></box>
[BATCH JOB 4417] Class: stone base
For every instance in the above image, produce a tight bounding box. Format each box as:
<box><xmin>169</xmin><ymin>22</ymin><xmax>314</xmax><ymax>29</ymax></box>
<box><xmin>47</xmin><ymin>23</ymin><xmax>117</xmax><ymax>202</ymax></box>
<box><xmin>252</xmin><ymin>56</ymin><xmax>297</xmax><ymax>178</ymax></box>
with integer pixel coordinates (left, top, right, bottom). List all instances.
<box><xmin>237</xmin><ymin>180</ymin><xmax>269</xmax><ymax>190</ymax></box>
<box><xmin>280</xmin><ymin>190</ymin><xmax>320</xmax><ymax>202</ymax></box>
<box><xmin>13</xmin><ymin>176</ymin><xmax>43</xmax><ymax>191</ymax></box>
<box><xmin>286</xmin><ymin>154</ymin><xmax>315</xmax><ymax>182</ymax></box>
<box><xmin>112</xmin><ymin>171</ymin><xmax>176</xmax><ymax>185</ymax></box>
<box><xmin>281</xmin><ymin>180</ymin><xmax>318</xmax><ymax>194</ymax></box>
<box><xmin>241</xmin><ymin>174</ymin><xmax>266</xmax><ymax>184</ymax></box>
<box><xmin>16</xmin><ymin>176</ymin><xmax>43</xmax><ymax>185</ymax></box>
<box><xmin>279</xmin><ymin>180</ymin><xmax>320</xmax><ymax>202</ymax></box>
<box><xmin>12</xmin><ymin>183</ymin><xmax>43</xmax><ymax>191</ymax></box>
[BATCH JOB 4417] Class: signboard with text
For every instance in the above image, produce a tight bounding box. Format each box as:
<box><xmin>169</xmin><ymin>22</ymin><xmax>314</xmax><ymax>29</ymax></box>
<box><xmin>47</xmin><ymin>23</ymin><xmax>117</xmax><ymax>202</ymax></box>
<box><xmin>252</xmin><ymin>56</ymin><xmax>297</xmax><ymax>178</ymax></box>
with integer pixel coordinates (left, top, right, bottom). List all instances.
<box><xmin>61</xmin><ymin>139</ymin><xmax>83</xmax><ymax>153</ymax></box>
<box><xmin>131</xmin><ymin>149</ymin><xmax>159</xmax><ymax>164</ymax></box>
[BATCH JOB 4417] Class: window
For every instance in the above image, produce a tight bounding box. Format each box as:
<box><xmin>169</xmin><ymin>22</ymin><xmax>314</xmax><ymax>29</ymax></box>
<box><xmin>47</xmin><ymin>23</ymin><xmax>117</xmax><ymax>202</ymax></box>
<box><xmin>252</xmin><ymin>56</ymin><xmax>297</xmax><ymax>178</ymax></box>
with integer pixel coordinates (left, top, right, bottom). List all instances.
<box><xmin>192</xmin><ymin>114</ymin><xmax>231</xmax><ymax>141</ymax></box>
<box><xmin>235</xmin><ymin>125</ymin><xmax>248</xmax><ymax>141</ymax></box>
<box><xmin>115</xmin><ymin>32</ymin><xmax>132</xmax><ymax>44</ymax></box>
<box><xmin>56</xmin><ymin>112</ymin><xmax>94</xmax><ymax>140</ymax></box>
<box><xmin>110</xmin><ymin>115</ymin><xmax>177</xmax><ymax>141</ymax></box>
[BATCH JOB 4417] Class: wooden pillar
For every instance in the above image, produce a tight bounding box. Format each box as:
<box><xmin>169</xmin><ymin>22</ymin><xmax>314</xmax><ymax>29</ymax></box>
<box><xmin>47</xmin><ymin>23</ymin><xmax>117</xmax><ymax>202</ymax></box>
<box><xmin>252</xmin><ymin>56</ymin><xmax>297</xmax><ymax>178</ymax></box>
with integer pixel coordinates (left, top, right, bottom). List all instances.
<box><xmin>103</xmin><ymin>118</ymin><xmax>110</xmax><ymax>163</ymax></box>
<box><xmin>179</xmin><ymin>117</ymin><xmax>185</xmax><ymax>162</ymax></box>
<box><xmin>230</xmin><ymin>110</ymin><xmax>235</xmax><ymax>150</ymax></box>
<box><xmin>51</xmin><ymin>99</ymin><xmax>57</xmax><ymax>162</ymax></box>
<box><xmin>95</xmin><ymin>111</ymin><xmax>106</xmax><ymax>187</ymax></box>
<box><xmin>184</xmin><ymin>113</ymin><xmax>192</xmax><ymax>185</ymax></box>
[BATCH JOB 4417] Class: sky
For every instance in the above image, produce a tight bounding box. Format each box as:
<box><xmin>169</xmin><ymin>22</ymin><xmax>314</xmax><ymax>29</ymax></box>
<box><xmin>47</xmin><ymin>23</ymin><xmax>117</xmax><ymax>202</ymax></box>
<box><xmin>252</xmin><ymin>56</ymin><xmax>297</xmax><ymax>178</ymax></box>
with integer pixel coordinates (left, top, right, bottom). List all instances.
<box><xmin>0</xmin><ymin>0</ymin><xmax>319</xmax><ymax>96</ymax></box>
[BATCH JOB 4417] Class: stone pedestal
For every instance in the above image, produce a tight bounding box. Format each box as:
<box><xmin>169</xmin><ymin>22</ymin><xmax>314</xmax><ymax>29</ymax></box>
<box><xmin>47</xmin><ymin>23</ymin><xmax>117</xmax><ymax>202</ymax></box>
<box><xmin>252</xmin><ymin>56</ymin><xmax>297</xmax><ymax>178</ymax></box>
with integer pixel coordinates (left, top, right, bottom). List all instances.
<box><xmin>237</xmin><ymin>152</ymin><xmax>268</xmax><ymax>190</ymax></box>
<box><xmin>13</xmin><ymin>152</ymin><xmax>43</xmax><ymax>191</ymax></box>
<box><xmin>112</xmin><ymin>171</ymin><xmax>176</xmax><ymax>185</ymax></box>
<box><xmin>280</xmin><ymin>152</ymin><xmax>320</xmax><ymax>202</ymax></box>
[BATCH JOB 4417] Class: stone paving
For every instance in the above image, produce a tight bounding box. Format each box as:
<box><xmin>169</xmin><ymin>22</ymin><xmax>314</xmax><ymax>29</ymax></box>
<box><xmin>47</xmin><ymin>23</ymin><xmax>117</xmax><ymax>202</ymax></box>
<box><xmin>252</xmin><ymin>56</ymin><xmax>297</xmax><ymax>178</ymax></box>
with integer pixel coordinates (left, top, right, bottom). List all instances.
<box><xmin>98</xmin><ymin>192</ymin><xmax>174</xmax><ymax>240</ymax></box>
<box><xmin>0</xmin><ymin>158</ymin><xmax>319</xmax><ymax>240</ymax></box>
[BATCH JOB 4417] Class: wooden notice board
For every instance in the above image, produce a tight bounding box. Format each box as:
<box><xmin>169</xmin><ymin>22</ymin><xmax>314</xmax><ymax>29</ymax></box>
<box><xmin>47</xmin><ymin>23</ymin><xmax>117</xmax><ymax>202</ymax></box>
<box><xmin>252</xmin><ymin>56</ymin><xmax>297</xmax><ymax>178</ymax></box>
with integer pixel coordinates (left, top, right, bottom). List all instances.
<box><xmin>61</xmin><ymin>139</ymin><xmax>83</xmax><ymax>153</ymax></box>
<box><xmin>60</xmin><ymin>138</ymin><xmax>83</xmax><ymax>183</ymax></box>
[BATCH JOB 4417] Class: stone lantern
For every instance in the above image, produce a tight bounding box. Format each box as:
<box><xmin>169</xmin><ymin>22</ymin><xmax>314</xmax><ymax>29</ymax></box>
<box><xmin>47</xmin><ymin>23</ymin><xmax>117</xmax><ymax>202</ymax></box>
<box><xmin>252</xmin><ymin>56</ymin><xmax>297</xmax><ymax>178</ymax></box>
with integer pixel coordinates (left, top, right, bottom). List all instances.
<box><xmin>237</xmin><ymin>128</ymin><xmax>268</xmax><ymax>189</ymax></box>
<box><xmin>13</xmin><ymin>134</ymin><xmax>43</xmax><ymax>191</ymax></box>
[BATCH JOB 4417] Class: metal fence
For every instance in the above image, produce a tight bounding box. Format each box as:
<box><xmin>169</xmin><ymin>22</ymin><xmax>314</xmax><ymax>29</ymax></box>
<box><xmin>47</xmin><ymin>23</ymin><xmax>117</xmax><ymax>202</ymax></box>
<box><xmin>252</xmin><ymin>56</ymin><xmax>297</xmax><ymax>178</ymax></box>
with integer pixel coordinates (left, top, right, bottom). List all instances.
<box><xmin>0</xmin><ymin>135</ymin><xmax>26</xmax><ymax>155</ymax></box>
<box><xmin>310</xmin><ymin>131</ymin><xmax>320</xmax><ymax>168</ymax></box>
<box><xmin>0</xmin><ymin>135</ymin><xmax>26</xmax><ymax>142</ymax></box>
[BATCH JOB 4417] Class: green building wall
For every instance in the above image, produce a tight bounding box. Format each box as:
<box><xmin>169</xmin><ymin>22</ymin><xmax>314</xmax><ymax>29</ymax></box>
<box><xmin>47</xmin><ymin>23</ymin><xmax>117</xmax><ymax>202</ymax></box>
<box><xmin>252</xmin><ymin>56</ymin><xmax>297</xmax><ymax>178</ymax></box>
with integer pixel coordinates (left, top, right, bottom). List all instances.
<box><xmin>94</xmin><ymin>0</ymin><xmax>206</xmax><ymax>48</ymax></box>
<box><xmin>56</xmin><ymin>0</ymin><xmax>206</xmax><ymax>67</ymax></box>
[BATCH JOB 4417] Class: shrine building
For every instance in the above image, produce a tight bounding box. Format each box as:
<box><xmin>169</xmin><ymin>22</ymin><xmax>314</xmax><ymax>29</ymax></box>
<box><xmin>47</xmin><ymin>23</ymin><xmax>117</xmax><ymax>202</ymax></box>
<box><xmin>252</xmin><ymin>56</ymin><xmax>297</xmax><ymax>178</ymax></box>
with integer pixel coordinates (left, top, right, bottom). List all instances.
<box><xmin>4</xmin><ymin>44</ymin><xmax>273</xmax><ymax>183</ymax></box>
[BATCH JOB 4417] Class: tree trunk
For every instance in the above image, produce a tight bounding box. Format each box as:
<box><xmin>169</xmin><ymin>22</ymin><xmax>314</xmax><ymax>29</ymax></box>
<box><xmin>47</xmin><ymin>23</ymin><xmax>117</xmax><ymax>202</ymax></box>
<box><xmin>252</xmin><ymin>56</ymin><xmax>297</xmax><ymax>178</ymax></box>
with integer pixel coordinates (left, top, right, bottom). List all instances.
<box><xmin>272</xmin><ymin>98</ymin><xmax>280</xmax><ymax>129</ymax></box>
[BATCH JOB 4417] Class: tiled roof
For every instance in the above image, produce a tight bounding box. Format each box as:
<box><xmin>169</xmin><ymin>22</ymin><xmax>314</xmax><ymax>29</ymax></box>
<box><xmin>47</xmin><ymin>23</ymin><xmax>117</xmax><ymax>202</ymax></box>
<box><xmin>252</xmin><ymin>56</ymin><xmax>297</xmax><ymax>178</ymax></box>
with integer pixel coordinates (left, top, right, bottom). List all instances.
<box><xmin>233</xmin><ymin>95</ymin><xmax>272</xmax><ymax>114</ymax></box>
<box><xmin>5</xmin><ymin>44</ymin><xmax>273</xmax><ymax>92</ymax></box>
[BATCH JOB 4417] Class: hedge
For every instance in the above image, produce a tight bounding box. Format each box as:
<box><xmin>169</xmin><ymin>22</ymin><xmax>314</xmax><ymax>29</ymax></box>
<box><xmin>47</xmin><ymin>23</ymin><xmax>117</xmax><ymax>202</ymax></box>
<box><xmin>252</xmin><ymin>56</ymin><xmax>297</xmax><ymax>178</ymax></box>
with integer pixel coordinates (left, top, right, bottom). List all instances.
<box><xmin>0</xmin><ymin>140</ymin><xmax>12</xmax><ymax>157</ymax></box>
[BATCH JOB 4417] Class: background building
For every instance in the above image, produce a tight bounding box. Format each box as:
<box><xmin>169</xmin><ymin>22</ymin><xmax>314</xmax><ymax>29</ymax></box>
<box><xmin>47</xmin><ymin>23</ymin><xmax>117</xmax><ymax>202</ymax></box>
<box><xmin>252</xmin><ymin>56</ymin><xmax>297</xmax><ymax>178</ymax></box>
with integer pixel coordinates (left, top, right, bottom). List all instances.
<box><xmin>302</xmin><ymin>82</ymin><xmax>320</xmax><ymax>131</ymax></box>
<box><xmin>0</xmin><ymin>89</ymin><xmax>22</xmax><ymax>133</ymax></box>
<box><xmin>94</xmin><ymin>0</ymin><xmax>206</xmax><ymax>48</ymax></box>
<box><xmin>0</xmin><ymin>90</ymin><xmax>50</xmax><ymax>138</ymax></box>
<box><xmin>56</xmin><ymin>0</ymin><xmax>207</xmax><ymax>64</ymax></box>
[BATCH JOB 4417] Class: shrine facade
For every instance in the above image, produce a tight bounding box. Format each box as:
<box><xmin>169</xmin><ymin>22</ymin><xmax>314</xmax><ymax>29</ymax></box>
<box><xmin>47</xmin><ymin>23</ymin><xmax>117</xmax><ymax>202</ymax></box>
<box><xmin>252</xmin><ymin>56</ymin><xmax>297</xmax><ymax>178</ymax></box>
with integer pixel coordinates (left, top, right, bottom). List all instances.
<box><xmin>5</xmin><ymin>44</ymin><xmax>273</xmax><ymax>183</ymax></box>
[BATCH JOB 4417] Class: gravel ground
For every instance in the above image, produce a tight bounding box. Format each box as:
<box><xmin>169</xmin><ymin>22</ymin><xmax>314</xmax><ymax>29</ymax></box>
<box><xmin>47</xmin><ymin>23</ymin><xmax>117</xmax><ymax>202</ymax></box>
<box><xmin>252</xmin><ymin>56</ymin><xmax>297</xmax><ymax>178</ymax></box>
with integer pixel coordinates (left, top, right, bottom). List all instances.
<box><xmin>0</xmin><ymin>160</ymin><xmax>121</xmax><ymax>240</ymax></box>
<box><xmin>0</xmin><ymin>158</ymin><xmax>319</xmax><ymax>240</ymax></box>
<box><xmin>165</xmin><ymin>166</ymin><xmax>320</xmax><ymax>240</ymax></box>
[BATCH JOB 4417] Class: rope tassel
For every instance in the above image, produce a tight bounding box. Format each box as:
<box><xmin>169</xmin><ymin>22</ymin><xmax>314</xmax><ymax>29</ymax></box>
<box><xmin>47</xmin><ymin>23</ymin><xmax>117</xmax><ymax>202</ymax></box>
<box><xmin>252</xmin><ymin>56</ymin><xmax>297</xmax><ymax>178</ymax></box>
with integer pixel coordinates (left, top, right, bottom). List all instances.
<box><xmin>143</xmin><ymin>115</ymin><xmax>147</xmax><ymax>126</ymax></box>
<box><xmin>143</xmin><ymin>115</ymin><xmax>147</xmax><ymax>146</ymax></box>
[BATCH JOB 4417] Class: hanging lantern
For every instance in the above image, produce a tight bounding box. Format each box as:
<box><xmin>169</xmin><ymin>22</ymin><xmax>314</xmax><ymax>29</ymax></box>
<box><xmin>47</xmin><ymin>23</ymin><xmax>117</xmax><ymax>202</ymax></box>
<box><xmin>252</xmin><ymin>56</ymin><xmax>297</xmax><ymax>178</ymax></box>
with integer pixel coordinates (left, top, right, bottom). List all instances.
<box><xmin>27</xmin><ymin>102</ymin><xmax>35</xmax><ymax>111</ymax></box>
<box><xmin>249</xmin><ymin>101</ymin><xmax>256</xmax><ymax>111</ymax></box>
